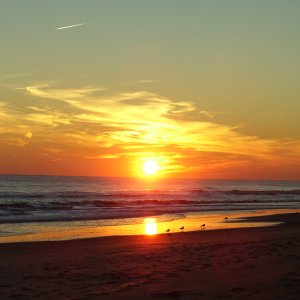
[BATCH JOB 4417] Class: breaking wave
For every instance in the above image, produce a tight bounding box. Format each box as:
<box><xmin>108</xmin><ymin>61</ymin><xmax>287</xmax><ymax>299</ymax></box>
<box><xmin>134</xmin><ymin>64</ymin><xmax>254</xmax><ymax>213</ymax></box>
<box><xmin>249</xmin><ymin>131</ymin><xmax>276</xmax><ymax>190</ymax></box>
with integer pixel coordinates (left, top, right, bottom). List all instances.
<box><xmin>0</xmin><ymin>175</ymin><xmax>299</xmax><ymax>224</ymax></box>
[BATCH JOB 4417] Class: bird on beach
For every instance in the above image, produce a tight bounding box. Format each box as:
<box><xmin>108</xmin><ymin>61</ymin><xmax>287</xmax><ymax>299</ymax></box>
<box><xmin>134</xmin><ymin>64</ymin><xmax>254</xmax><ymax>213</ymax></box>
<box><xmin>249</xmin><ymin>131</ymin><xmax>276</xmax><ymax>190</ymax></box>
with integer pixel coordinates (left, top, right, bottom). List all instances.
<box><xmin>165</xmin><ymin>229</ymin><xmax>170</xmax><ymax>233</ymax></box>
<box><xmin>201</xmin><ymin>224</ymin><xmax>206</xmax><ymax>230</ymax></box>
<box><xmin>224</xmin><ymin>216</ymin><xmax>228</xmax><ymax>221</ymax></box>
<box><xmin>180</xmin><ymin>226</ymin><xmax>184</xmax><ymax>232</ymax></box>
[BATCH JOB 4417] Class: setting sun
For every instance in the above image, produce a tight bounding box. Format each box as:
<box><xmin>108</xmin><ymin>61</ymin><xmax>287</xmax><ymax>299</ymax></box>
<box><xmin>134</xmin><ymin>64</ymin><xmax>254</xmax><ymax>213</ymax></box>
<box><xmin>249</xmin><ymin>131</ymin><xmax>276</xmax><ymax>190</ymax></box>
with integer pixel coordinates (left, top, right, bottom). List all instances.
<box><xmin>143</xmin><ymin>160</ymin><xmax>159</xmax><ymax>175</ymax></box>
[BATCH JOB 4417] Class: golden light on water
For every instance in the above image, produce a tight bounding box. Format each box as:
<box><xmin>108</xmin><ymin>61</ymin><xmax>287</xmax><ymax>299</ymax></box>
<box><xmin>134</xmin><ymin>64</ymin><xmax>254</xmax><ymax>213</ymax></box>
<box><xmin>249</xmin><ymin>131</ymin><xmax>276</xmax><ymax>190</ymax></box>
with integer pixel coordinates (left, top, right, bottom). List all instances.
<box><xmin>144</xmin><ymin>218</ymin><xmax>157</xmax><ymax>235</ymax></box>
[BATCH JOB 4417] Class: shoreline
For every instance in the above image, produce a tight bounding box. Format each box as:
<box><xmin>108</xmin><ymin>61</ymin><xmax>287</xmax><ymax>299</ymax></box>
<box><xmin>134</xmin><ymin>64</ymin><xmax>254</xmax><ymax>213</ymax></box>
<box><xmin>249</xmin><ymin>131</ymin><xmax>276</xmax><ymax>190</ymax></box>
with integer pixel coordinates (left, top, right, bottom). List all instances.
<box><xmin>1</xmin><ymin>208</ymin><xmax>299</xmax><ymax>244</ymax></box>
<box><xmin>0</xmin><ymin>211</ymin><xmax>299</xmax><ymax>245</ymax></box>
<box><xmin>0</xmin><ymin>212</ymin><xmax>299</xmax><ymax>299</ymax></box>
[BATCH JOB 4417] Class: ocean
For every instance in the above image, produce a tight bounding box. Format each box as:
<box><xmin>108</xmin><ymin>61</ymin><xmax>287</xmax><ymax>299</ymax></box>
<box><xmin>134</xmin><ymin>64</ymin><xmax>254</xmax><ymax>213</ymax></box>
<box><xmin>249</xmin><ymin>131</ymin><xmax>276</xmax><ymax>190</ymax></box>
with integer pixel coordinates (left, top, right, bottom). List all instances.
<box><xmin>0</xmin><ymin>175</ymin><xmax>300</xmax><ymax>241</ymax></box>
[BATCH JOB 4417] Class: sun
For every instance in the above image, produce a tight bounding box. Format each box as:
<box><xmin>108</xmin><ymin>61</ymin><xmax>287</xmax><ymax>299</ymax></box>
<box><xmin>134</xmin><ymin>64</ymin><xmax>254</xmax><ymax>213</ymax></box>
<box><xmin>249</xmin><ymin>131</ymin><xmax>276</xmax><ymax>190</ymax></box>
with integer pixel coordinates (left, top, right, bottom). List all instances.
<box><xmin>143</xmin><ymin>159</ymin><xmax>159</xmax><ymax>175</ymax></box>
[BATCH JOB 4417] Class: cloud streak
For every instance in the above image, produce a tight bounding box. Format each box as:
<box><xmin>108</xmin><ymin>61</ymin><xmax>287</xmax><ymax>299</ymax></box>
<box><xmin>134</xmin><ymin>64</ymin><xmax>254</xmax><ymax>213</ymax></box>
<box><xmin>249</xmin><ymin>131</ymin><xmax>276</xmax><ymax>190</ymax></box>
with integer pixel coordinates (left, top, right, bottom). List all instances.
<box><xmin>2</xmin><ymin>84</ymin><xmax>300</xmax><ymax>178</ymax></box>
<box><xmin>55</xmin><ymin>23</ymin><xmax>86</xmax><ymax>31</ymax></box>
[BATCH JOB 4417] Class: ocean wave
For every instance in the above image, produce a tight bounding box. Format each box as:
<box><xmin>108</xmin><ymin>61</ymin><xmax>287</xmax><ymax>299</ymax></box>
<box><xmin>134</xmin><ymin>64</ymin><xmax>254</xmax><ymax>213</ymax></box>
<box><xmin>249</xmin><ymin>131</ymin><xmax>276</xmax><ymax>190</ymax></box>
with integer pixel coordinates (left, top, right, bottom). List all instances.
<box><xmin>0</xmin><ymin>191</ymin><xmax>178</xmax><ymax>200</ymax></box>
<box><xmin>225</xmin><ymin>189</ymin><xmax>300</xmax><ymax>195</ymax></box>
<box><xmin>2</xmin><ymin>189</ymin><xmax>300</xmax><ymax>200</ymax></box>
<box><xmin>0</xmin><ymin>203</ymin><xmax>36</xmax><ymax>210</ymax></box>
<box><xmin>0</xmin><ymin>198</ymin><xmax>299</xmax><ymax>212</ymax></box>
<box><xmin>0</xmin><ymin>193</ymin><xmax>45</xmax><ymax>199</ymax></box>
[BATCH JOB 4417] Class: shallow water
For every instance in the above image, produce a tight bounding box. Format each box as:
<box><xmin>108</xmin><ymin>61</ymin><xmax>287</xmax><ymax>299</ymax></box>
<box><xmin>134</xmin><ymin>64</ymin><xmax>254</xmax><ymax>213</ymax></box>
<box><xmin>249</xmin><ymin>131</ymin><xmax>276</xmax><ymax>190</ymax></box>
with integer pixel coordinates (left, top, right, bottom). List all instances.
<box><xmin>1</xmin><ymin>175</ymin><xmax>300</xmax><ymax>242</ymax></box>
<box><xmin>1</xmin><ymin>209</ymin><xmax>299</xmax><ymax>243</ymax></box>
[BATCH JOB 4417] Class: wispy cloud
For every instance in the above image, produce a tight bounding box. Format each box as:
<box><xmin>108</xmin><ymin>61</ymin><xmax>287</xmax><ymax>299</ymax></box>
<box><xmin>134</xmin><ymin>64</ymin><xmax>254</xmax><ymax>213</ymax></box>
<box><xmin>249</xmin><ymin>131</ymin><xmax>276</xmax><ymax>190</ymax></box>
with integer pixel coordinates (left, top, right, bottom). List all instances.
<box><xmin>2</xmin><ymin>83</ymin><xmax>300</xmax><ymax>178</ymax></box>
<box><xmin>25</xmin><ymin>132</ymin><xmax>32</xmax><ymax>139</ymax></box>
<box><xmin>0</xmin><ymin>72</ymin><xmax>33</xmax><ymax>81</ymax></box>
<box><xmin>55</xmin><ymin>23</ymin><xmax>86</xmax><ymax>31</ymax></box>
<box><xmin>25</xmin><ymin>85</ymin><xmax>104</xmax><ymax>100</ymax></box>
<box><xmin>0</xmin><ymin>102</ymin><xmax>9</xmax><ymax>119</ymax></box>
<box><xmin>128</xmin><ymin>79</ymin><xmax>159</xmax><ymax>84</ymax></box>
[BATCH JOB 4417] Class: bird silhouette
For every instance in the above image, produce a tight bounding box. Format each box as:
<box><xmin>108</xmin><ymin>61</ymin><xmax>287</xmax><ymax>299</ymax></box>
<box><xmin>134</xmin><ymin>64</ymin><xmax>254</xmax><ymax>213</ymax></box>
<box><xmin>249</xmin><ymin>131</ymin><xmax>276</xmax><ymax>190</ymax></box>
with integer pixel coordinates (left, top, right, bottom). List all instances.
<box><xmin>180</xmin><ymin>226</ymin><xmax>184</xmax><ymax>232</ymax></box>
<box><xmin>224</xmin><ymin>217</ymin><xmax>228</xmax><ymax>221</ymax></box>
<box><xmin>201</xmin><ymin>224</ymin><xmax>206</xmax><ymax>230</ymax></box>
<box><xmin>165</xmin><ymin>229</ymin><xmax>170</xmax><ymax>233</ymax></box>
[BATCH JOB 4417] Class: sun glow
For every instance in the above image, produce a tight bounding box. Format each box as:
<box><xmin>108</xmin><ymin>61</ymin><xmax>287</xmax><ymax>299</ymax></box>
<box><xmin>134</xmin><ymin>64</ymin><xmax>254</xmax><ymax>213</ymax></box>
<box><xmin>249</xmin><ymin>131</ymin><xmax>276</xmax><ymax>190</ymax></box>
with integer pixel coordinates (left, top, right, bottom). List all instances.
<box><xmin>143</xmin><ymin>160</ymin><xmax>159</xmax><ymax>175</ymax></box>
<box><xmin>144</xmin><ymin>218</ymin><xmax>157</xmax><ymax>235</ymax></box>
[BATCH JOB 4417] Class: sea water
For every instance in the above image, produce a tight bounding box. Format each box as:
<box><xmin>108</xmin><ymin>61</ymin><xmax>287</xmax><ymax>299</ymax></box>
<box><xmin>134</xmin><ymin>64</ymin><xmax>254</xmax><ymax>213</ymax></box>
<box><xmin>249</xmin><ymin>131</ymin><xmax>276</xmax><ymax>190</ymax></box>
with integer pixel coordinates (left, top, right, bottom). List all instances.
<box><xmin>0</xmin><ymin>175</ymin><xmax>299</xmax><ymax>241</ymax></box>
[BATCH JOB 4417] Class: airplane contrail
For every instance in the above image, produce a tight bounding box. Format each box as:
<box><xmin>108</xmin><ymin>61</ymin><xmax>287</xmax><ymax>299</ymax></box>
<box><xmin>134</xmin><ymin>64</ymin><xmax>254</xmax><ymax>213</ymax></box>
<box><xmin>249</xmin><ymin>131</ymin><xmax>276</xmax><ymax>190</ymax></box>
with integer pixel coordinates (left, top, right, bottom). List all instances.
<box><xmin>55</xmin><ymin>23</ymin><xmax>86</xmax><ymax>30</ymax></box>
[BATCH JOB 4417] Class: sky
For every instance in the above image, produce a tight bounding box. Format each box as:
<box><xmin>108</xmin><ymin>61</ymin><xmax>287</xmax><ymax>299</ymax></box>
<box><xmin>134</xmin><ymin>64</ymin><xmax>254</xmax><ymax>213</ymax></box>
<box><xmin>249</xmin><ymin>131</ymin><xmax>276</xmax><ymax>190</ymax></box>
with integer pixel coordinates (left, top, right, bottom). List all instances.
<box><xmin>0</xmin><ymin>0</ymin><xmax>300</xmax><ymax>179</ymax></box>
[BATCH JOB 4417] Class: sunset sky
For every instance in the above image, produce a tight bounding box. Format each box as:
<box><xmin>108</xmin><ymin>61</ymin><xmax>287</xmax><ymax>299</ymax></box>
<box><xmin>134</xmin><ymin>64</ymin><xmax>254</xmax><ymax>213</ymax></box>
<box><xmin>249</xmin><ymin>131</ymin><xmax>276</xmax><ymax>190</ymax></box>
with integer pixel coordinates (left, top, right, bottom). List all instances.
<box><xmin>1</xmin><ymin>0</ymin><xmax>300</xmax><ymax>179</ymax></box>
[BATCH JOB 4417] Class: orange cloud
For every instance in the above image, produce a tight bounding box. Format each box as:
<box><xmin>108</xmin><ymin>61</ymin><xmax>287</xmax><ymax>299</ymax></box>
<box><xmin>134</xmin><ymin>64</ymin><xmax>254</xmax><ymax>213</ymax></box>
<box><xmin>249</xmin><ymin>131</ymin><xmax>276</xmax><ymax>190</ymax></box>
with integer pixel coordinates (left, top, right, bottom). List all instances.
<box><xmin>1</xmin><ymin>84</ymin><xmax>300</xmax><ymax>179</ymax></box>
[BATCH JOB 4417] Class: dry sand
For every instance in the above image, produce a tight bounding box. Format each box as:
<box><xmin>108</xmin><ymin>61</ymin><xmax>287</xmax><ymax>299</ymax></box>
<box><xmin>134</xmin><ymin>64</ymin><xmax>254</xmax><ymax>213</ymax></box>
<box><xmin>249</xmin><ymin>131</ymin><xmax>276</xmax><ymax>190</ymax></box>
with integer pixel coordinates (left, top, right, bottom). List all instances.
<box><xmin>0</xmin><ymin>212</ymin><xmax>300</xmax><ymax>299</ymax></box>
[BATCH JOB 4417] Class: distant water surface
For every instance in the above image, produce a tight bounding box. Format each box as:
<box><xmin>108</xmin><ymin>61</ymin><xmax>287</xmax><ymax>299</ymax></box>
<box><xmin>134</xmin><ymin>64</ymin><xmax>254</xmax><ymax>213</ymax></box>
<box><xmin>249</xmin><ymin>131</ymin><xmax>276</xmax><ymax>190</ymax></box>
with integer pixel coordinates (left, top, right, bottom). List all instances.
<box><xmin>0</xmin><ymin>175</ymin><xmax>299</xmax><ymax>241</ymax></box>
<box><xmin>0</xmin><ymin>175</ymin><xmax>299</xmax><ymax>224</ymax></box>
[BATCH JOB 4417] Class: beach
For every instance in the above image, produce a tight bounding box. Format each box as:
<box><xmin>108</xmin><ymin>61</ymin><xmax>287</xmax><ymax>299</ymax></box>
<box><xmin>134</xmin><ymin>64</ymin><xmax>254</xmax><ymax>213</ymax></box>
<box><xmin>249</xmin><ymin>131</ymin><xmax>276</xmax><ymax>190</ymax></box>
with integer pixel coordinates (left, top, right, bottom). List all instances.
<box><xmin>1</xmin><ymin>212</ymin><xmax>300</xmax><ymax>300</ymax></box>
<box><xmin>2</xmin><ymin>1</ymin><xmax>300</xmax><ymax>299</ymax></box>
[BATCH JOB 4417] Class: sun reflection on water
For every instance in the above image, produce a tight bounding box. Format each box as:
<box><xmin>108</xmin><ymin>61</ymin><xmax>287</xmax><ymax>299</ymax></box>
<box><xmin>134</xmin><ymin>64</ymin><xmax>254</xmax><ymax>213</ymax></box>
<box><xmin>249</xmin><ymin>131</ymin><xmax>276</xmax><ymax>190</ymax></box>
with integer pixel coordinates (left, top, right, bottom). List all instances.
<box><xmin>144</xmin><ymin>218</ymin><xmax>157</xmax><ymax>235</ymax></box>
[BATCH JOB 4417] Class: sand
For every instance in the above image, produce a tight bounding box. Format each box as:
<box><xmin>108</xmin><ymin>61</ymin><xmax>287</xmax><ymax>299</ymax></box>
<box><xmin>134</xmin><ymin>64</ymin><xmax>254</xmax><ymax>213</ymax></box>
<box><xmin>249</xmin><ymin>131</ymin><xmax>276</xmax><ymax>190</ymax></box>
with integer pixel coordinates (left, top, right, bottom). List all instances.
<box><xmin>0</xmin><ymin>212</ymin><xmax>300</xmax><ymax>300</ymax></box>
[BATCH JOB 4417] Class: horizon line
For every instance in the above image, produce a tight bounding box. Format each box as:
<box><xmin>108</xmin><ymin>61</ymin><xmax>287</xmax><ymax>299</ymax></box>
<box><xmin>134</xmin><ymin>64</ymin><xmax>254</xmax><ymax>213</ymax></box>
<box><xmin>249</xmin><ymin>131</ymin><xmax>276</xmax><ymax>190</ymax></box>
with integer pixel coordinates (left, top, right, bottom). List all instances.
<box><xmin>0</xmin><ymin>173</ymin><xmax>299</xmax><ymax>182</ymax></box>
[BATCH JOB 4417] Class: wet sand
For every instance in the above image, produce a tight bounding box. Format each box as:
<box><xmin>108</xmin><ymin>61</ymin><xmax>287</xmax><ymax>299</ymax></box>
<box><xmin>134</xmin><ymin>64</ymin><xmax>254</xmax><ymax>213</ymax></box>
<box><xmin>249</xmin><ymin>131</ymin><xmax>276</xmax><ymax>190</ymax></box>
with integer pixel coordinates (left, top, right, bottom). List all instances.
<box><xmin>0</xmin><ymin>212</ymin><xmax>300</xmax><ymax>299</ymax></box>
<box><xmin>2</xmin><ymin>208</ymin><xmax>297</xmax><ymax>243</ymax></box>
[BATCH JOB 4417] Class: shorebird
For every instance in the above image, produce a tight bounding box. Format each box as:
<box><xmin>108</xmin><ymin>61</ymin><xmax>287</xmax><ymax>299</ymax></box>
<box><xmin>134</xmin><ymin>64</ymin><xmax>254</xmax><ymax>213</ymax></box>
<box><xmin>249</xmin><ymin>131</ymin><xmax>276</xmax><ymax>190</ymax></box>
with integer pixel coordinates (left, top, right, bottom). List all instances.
<box><xmin>201</xmin><ymin>224</ymin><xmax>206</xmax><ymax>230</ymax></box>
<box><xmin>165</xmin><ymin>229</ymin><xmax>170</xmax><ymax>233</ymax></box>
<box><xmin>180</xmin><ymin>226</ymin><xmax>184</xmax><ymax>232</ymax></box>
<box><xmin>224</xmin><ymin>216</ymin><xmax>228</xmax><ymax>221</ymax></box>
